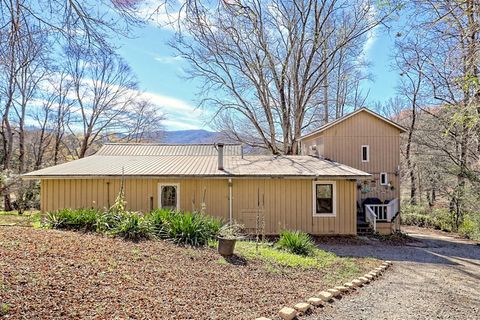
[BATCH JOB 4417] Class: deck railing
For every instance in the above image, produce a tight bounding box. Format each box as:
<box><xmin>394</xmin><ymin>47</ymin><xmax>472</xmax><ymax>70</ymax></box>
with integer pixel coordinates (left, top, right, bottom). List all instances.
<box><xmin>365</xmin><ymin>206</ymin><xmax>377</xmax><ymax>232</ymax></box>
<box><xmin>365</xmin><ymin>198</ymin><xmax>399</xmax><ymax>222</ymax></box>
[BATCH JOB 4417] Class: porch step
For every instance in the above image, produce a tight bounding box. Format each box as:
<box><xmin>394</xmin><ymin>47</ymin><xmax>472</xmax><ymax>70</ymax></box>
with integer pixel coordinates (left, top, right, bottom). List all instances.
<box><xmin>357</xmin><ymin>222</ymin><xmax>374</xmax><ymax>236</ymax></box>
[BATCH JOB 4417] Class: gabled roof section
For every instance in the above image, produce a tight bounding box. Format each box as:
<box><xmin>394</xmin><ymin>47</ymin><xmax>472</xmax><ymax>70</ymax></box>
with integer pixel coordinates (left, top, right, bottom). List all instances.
<box><xmin>300</xmin><ymin>107</ymin><xmax>407</xmax><ymax>140</ymax></box>
<box><xmin>96</xmin><ymin>143</ymin><xmax>243</xmax><ymax>156</ymax></box>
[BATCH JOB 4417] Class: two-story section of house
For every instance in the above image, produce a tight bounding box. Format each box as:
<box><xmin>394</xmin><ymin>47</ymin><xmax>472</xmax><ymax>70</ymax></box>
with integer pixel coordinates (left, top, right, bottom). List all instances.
<box><xmin>300</xmin><ymin>108</ymin><xmax>407</xmax><ymax>234</ymax></box>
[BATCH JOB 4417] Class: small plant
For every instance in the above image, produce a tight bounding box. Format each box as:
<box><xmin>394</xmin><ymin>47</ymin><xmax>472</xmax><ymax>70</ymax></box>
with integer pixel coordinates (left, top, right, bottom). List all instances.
<box><xmin>217</xmin><ymin>223</ymin><xmax>244</xmax><ymax>256</ymax></box>
<box><xmin>164</xmin><ymin>211</ymin><xmax>221</xmax><ymax>246</ymax></box>
<box><xmin>43</xmin><ymin>208</ymin><xmax>99</xmax><ymax>232</ymax></box>
<box><xmin>218</xmin><ymin>223</ymin><xmax>244</xmax><ymax>240</ymax></box>
<box><xmin>276</xmin><ymin>230</ymin><xmax>315</xmax><ymax>256</ymax></box>
<box><xmin>1</xmin><ymin>303</ymin><xmax>9</xmax><ymax>316</ymax></box>
<box><xmin>146</xmin><ymin>209</ymin><xmax>175</xmax><ymax>238</ymax></box>
<box><xmin>111</xmin><ymin>212</ymin><xmax>152</xmax><ymax>241</ymax></box>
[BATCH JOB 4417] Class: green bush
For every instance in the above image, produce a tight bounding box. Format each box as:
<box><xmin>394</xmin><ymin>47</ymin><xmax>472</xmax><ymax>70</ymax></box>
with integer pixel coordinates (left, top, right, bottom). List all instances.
<box><xmin>163</xmin><ymin>211</ymin><xmax>221</xmax><ymax>246</ymax></box>
<box><xmin>111</xmin><ymin>212</ymin><xmax>153</xmax><ymax>241</ymax></box>
<box><xmin>458</xmin><ymin>215</ymin><xmax>480</xmax><ymax>240</ymax></box>
<box><xmin>145</xmin><ymin>209</ymin><xmax>176</xmax><ymax>238</ymax></box>
<box><xmin>44</xmin><ymin>208</ymin><xmax>99</xmax><ymax>232</ymax></box>
<box><xmin>44</xmin><ymin>208</ymin><xmax>222</xmax><ymax>246</ymax></box>
<box><xmin>276</xmin><ymin>230</ymin><xmax>315</xmax><ymax>256</ymax></box>
<box><xmin>95</xmin><ymin>211</ymin><xmax>125</xmax><ymax>233</ymax></box>
<box><xmin>401</xmin><ymin>205</ymin><xmax>454</xmax><ymax>231</ymax></box>
<box><xmin>401</xmin><ymin>212</ymin><xmax>434</xmax><ymax>228</ymax></box>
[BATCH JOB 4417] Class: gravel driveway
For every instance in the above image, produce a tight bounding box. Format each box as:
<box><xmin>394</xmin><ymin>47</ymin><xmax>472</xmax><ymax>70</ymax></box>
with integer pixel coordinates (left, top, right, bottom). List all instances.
<box><xmin>303</xmin><ymin>226</ymin><xmax>480</xmax><ymax>320</ymax></box>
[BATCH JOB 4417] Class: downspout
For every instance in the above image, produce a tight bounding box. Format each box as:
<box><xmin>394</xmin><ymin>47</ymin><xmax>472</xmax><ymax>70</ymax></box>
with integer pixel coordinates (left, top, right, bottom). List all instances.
<box><xmin>228</xmin><ymin>178</ymin><xmax>233</xmax><ymax>224</ymax></box>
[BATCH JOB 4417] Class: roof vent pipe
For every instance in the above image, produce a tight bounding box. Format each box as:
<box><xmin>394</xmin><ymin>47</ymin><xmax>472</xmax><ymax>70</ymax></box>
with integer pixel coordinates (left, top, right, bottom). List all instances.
<box><xmin>217</xmin><ymin>143</ymin><xmax>224</xmax><ymax>170</ymax></box>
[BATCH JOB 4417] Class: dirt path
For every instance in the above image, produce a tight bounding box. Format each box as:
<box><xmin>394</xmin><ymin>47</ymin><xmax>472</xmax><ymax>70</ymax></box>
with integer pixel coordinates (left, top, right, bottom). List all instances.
<box><xmin>304</xmin><ymin>226</ymin><xmax>480</xmax><ymax>320</ymax></box>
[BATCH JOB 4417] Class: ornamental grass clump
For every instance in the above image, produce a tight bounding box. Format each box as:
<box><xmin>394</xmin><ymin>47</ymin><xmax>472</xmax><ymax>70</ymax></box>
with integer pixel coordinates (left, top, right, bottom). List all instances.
<box><xmin>111</xmin><ymin>212</ymin><xmax>153</xmax><ymax>241</ymax></box>
<box><xmin>164</xmin><ymin>211</ymin><xmax>221</xmax><ymax>246</ymax></box>
<box><xmin>146</xmin><ymin>209</ymin><xmax>176</xmax><ymax>238</ymax></box>
<box><xmin>276</xmin><ymin>230</ymin><xmax>315</xmax><ymax>256</ymax></box>
<box><xmin>44</xmin><ymin>208</ymin><xmax>99</xmax><ymax>232</ymax></box>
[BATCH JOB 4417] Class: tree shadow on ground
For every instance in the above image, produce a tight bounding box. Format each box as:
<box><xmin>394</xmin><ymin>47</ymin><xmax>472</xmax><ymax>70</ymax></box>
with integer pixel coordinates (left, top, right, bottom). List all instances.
<box><xmin>316</xmin><ymin>231</ymin><xmax>480</xmax><ymax>267</ymax></box>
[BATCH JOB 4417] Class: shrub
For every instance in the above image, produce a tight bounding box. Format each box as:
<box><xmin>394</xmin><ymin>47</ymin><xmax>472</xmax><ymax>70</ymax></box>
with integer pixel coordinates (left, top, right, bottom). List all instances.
<box><xmin>458</xmin><ymin>215</ymin><xmax>480</xmax><ymax>240</ymax></box>
<box><xmin>276</xmin><ymin>230</ymin><xmax>315</xmax><ymax>256</ymax></box>
<box><xmin>111</xmin><ymin>212</ymin><xmax>153</xmax><ymax>241</ymax></box>
<box><xmin>43</xmin><ymin>208</ymin><xmax>99</xmax><ymax>232</ymax></box>
<box><xmin>401</xmin><ymin>212</ymin><xmax>434</xmax><ymax>228</ymax></box>
<box><xmin>145</xmin><ymin>209</ymin><xmax>176</xmax><ymax>238</ymax></box>
<box><xmin>163</xmin><ymin>211</ymin><xmax>221</xmax><ymax>246</ymax></box>
<box><xmin>95</xmin><ymin>211</ymin><xmax>125</xmax><ymax>233</ymax></box>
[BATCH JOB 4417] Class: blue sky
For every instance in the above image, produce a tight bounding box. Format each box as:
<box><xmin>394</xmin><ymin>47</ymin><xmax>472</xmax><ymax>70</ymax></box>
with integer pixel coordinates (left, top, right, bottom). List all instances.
<box><xmin>116</xmin><ymin>22</ymin><xmax>400</xmax><ymax>131</ymax></box>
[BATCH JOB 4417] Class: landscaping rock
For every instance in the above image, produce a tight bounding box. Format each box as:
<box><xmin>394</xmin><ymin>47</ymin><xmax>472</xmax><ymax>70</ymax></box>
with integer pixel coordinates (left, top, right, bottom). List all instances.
<box><xmin>343</xmin><ymin>282</ymin><xmax>355</xmax><ymax>288</ymax></box>
<box><xmin>351</xmin><ymin>279</ymin><xmax>363</xmax><ymax>287</ymax></box>
<box><xmin>279</xmin><ymin>307</ymin><xmax>297</xmax><ymax>320</ymax></box>
<box><xmin>327</xmin><ymin>288</ymin><xmax>341</xmax><ymax>297</ymax></box>
<box><xmin>307</xmin><ymin>297</ymin><xmax>322</xmax><ymax>306</ymax></box>
<box><xmin>255</xmin><ymin>317</ymin><xmax>272</xmax><ymax>320</ymax></box>
<box><xmin>359</xmin><ymin>277</ymin><xmax>370</xmax><ymax>283</ymax></box>
<box><xmin>318</xmin><ymin>291</ymin><xmax>333</xmax><ymax>302</ymax></box>
<box><xmin>294</xmin><ymin>302</ymin><xmax>311</xmax><ymax>313</ymax></box>
<box><xmin>364</xmin><ymin>274</ymin><xmax>374</xmax><ymax>280</ymax></box>
<box><xmin>335</xmin><ymin>286</ymin><xmax>349</xmax><ymax>292</ymax></box>
<box><xmin>385</xmin><ymin>260</ymin><xmax>393</xmax><ymax>265</ymax></box>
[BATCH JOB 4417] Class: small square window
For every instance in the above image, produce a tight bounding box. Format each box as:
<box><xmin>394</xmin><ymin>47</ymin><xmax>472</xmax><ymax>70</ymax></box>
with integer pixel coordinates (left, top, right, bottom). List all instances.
<box><xmin>380</xmin><ymin>173</ymin><xmax>388</xmax><ymax>186</ymax></box>
<box><xmin>361</xmin><ymin>145</ymin><xmax>369</xmax><ymax>162</ymax></box>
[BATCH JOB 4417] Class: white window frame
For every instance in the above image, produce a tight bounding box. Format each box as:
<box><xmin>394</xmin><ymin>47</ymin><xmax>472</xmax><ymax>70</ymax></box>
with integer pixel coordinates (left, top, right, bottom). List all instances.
<box><xmin>312</xmin><ymin>181</ymin><xmax>337</xmax><ymax>217</ymax></box>
<box><xmin>361</xmin><ymin>145</ymin><xmax>369</xmax><ymax>162</ymax></box>
<box><xmin>158</xmin><ymin>183</ymin><xmax>180</xmax><ymax>210</ymax></box>
<box><xmin>380</xmin><ymin>172</ymin><xmax>388</xmax><ymax>186</ymax></box>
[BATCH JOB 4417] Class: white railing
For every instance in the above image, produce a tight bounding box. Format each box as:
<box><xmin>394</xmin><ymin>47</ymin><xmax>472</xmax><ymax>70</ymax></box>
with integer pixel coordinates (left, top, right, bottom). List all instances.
<box><xmin>365</xmin><ymin>198</ymin><xmax>399</xmax><ymax>222</ymax></box>
<box><xmin>365</xmin><ymin>205</ymin><xmax>377</xmax><ymax>232</ymax></box>
<box><xmin>387</xmin><ymin>198</ymin><xmax>399</xmax><ymax>221</ymax></box>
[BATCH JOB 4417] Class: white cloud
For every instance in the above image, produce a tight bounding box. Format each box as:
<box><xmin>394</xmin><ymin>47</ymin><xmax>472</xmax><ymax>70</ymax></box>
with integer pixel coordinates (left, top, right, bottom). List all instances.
<box><xmin>135</xmin><ymin>0</ymin><xmax>184</xmax><ymax>31</ymax></box>
<box><xmin>141</xmin><ymin>91</ymin><xmax>208</xmax><ymax>130</ymax></box>
<box><xmin>154</xmin><ymin>55</ymin><xmax>183</xmax><ymax>64</ymax></box>
<box><xmin>363</xmin><ymin>3</ymin><xmax>378</xmax><ymax>55</ymax></box>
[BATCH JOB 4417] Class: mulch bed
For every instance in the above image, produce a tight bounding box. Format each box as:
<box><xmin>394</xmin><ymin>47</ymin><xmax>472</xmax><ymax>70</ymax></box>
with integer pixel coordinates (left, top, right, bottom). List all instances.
<box><xmin>0</xmin><ymin>227</ymin><xmax>376</xmax><ymax>319</ymax></box>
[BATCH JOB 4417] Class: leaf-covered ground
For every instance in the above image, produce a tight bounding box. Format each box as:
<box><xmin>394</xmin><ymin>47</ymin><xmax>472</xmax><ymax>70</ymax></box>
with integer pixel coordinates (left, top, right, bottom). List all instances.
<box><xmin>0</xmin><ymin>227</ymin><xmax>377</xmax><ymax>319</ymax></box>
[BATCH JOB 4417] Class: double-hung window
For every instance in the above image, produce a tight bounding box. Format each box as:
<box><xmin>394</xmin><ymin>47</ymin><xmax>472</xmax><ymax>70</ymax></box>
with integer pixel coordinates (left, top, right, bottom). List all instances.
<box><xmin>313</xmin><ymin>181</ymin><xmax>336</xmax><ymax>216</ymax></box>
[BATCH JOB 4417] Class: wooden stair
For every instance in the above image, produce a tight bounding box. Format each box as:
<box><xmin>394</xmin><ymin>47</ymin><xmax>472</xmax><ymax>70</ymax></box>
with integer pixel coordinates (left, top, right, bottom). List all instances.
<box><xmin>357</xmin><ymin>221</ymin><xmax>374</xmax><ymax>236</ymax></box>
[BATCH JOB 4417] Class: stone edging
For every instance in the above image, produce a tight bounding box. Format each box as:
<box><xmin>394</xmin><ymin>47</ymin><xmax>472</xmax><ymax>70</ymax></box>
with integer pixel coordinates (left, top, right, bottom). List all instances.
<box><xmin>254</xmin><ymin>260</ymin><xmax>393</xmax><ymax>320</ymax></box>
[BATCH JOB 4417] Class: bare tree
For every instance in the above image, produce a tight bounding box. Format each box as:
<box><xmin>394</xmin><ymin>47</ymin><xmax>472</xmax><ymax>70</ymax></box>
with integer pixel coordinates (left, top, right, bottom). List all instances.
<box><xmin>394</xmin><ymin>35</ymin><xmax>429</xmax><ymax>205</ymax></box>
<box><xmin>171</xmin><ymin>0</ymin><xmax>400</xmax><ymax>154</ymax></box>
<box><xmin>66</xmin><ymin>47</ymin><xmax>139</xmax><ymax>158</ymax></box>
<box><xmin>118</xmin><ymin>100</ymin><xmax>166</xmax><ymax>143</ymax></box>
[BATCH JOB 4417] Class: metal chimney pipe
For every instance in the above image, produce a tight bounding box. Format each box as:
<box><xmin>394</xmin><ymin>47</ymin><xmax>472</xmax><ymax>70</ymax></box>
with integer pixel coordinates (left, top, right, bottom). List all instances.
<box><xmin>217</xmin><ymin>143</ymin><xmax>224</xmax><ymax>170</ymax></box>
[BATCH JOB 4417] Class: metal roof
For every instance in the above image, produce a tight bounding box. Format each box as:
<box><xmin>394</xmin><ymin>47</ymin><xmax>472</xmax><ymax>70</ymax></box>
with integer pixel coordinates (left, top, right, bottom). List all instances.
<box><xmin>24</xmin><ymin>149</ymin><xmax>370</xmax><ymax>179</ymax></box>
<box><xmin>96</xmin><ymin>143</ymin><xmax>243</xmax><ymax>156</ymax></box>
<box><xmin>300</xmin><ymin>107</ymin><xmax>408</xmax><ymax>140</ymax></box>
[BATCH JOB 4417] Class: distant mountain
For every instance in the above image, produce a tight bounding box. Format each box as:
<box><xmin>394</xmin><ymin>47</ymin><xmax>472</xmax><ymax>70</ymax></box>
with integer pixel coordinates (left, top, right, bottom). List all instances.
<box><xmin>159</xmin><ymin>130</ymin><xmax>223</xmax><ymax>144</ymax></box>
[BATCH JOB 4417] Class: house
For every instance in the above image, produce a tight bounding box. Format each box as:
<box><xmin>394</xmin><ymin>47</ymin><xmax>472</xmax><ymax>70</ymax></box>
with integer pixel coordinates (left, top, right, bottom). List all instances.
<box><xmin>24</xmin><ymin>108</ymin><xmax>405</xmax><ymax>235</ymax></box>
<box><xmin>299</xmin><ymin>108</ymin><xmax>407</xmax><ymax>234</ymax></box>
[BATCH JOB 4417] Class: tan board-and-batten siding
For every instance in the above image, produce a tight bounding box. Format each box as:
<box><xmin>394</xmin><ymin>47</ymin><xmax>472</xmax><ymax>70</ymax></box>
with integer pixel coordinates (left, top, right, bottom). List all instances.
<box><xmin>301</xmin><ymin>110</ymin><xmax>402</xmax><ymax>202</ymax></box>
<box><xmin>40</xmin><ymin>178</ymin><xmax>357</xmax><ymax>235</ymax></box>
